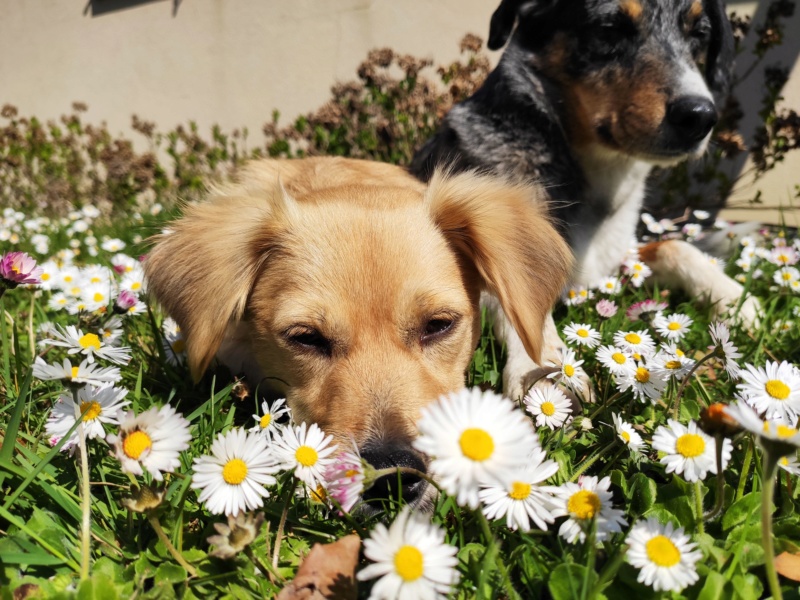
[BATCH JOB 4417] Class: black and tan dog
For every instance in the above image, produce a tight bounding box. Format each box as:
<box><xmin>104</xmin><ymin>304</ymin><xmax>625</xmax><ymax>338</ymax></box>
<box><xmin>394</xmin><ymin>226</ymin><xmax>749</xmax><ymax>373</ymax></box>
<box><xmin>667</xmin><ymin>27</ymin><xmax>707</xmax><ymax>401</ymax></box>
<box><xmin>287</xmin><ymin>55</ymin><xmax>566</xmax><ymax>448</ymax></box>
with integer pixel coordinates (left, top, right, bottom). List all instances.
<box><xmin>411</xmin><ymin>0</ymin><xmax>759</xmax><ymax>400</ymax></box>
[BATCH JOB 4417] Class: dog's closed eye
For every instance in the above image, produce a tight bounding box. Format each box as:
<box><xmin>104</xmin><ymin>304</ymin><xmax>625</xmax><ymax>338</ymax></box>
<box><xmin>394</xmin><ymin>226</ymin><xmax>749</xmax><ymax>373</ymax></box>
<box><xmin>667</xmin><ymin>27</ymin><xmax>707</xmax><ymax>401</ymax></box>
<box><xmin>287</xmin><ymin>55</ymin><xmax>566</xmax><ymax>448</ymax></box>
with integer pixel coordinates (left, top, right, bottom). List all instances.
<box><xmin>284</xmin><ymin>326</ymin><xmax>333</xmax><ymax>357</ymax></box>
<box><xmin>420</xmin><ymin>314</ymin><xmax>459</xmax><ymax>345</ymax></box>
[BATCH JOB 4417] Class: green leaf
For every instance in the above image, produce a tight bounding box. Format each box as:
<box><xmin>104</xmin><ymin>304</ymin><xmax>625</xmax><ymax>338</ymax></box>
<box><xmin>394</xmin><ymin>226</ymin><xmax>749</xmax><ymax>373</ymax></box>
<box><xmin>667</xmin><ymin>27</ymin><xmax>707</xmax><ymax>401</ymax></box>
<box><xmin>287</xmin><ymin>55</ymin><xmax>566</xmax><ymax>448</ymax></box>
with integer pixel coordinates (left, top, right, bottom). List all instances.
<box><xmin>609</xmin><ymin>470</ymin><xmax>628</xmax><ymax>496</ymax></box>
<box><xmin>628</xmin><ymin>473</ymin><xmax>657</xmax><ymax>514</ymax></box>
<box><xmin>154</xmin><ymin>563</ymin><xmax>188</xmax><ymax>585</ymax></box>
<box><xmin>697</xmin><ymin>571</ymin><xmax>727</xmax><ymax>600</ymax></box>
<box><xmin>722</xmin><ymin>492</ymin><xmax>761</xmax><ymax>531</ymax></box>
<box><xmin>76</xmin><ymin>573</ymin><xmax>120</xmax><ymax>600</ymax></box>
<box><xmin>133</xmin><ymin>554</ymin><xmax>156</xmax><ymax>581</ymax></box>
<box><xmin>548</xmin><ymin>563</ymin><xmax>598</xmax><ymax>600</ymax></box>
<box><xmin>731</xmin><ymin>574</ymin><xmax>764</xmax><ymax>600</ymax></box>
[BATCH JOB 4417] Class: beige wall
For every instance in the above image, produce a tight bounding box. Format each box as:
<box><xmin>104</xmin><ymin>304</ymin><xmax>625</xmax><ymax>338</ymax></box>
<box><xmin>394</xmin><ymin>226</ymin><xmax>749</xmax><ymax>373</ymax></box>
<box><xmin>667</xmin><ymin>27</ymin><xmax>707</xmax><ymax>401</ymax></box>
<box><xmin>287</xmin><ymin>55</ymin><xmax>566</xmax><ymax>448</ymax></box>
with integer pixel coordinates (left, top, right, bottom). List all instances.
<box><xmin>1</xmin><ymin>0</ymin><xmax>798</xmax><ymax>224</ymax></box>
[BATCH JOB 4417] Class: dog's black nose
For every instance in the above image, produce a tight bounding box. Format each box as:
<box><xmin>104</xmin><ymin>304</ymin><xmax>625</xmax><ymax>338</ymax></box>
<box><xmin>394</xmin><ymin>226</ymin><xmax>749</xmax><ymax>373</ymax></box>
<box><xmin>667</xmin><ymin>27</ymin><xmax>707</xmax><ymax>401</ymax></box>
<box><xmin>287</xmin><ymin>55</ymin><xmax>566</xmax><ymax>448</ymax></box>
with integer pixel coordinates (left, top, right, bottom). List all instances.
<box><xmin>666</xmin><ymin>96</ymin><xmax>718</xmax><ymax>143</ymax></box>
<box><xmin>360</xmin><ymin>445</ymin><xmax>428</xmax><ymax>505</ymax></box>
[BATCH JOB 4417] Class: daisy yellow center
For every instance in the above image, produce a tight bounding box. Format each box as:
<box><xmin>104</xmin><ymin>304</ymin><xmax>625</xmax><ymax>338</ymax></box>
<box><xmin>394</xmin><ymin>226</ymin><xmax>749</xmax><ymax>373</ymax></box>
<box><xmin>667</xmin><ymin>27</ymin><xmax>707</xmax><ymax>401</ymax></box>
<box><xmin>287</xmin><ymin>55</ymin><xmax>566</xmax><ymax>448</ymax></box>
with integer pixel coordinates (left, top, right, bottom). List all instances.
<box><xmin>80</xmin><ymin>401</ymin><xmax>102</xmax><ymax>421</ymax></box>
<box><xmin>459</xmin><ymin>428</ymin><xmax>494</xmax><ymax>462</ymax></box>
<box><xmin>605</xmin><ymin>282</ymin><xmax>614</xmax><ymax>289</ymax></box>
<box><xmin>93</xmin><ymin>292</ymin><xmax>105</xmax><ymax>302</ymax></box>
<box><xmin>41</xmin><ymin>273</ymin><xmax>50</xmax><ymax>281</ymax></box>
<box><xmin>509</xmin><ymin>481</ymin><xmax>532</xmax><ymax>500</ymax></box>
<box><xmin>567</xmin><ymin>490</ymin><xmax>601</xmax><ymax>520</ymax></box>
<box><xmin>675</xmin><ymin>349</ymin><xmax>685</xmax><ymax>357</ymax></box>
<box><xmin>222</xmin><ymin>458</ymin><xmax>249</xmax><ymax>485</ymax></box>
<box><xmin>621</xmin><ymin>431</ymin><xmax>631</xmax><ymax>443</ymax></box>
<box><xmin>64</xmin><ymin>275</ymin><xmax>73</xmax><ymax>282</ymax></box>
<box><xmin>780</xmin><ymin>457</ymin><xmax>789</xmax><ymax>467</ymax></box>
<box><xmin>579</xmin><ymin>290</ymin><xmax>588</xmax><ymax>298</ymax></box>
<box><xmin>11</xmin><ymin>265</ymin><xmax>21</xmax><ymax>273</ymax></box>
<box><xmin>79</xmin><ymin>333</ymin><xmax>101</xmax><ymax>351</ymax></box>
<box><xmin>666</xmin><ymin>360</ymin><xmax>683</xmax><ymax>370</ymax></box>
<box><xmin>774</xmin><ymin>424</ymin><xmax>798</xmax><ymax>438</ymax></box>
<box><xmin>310</xmin><ymin>485</ymin><xmax>327</xmax><ymax>503</ymax></box>
<box><xmin>635</xmin><ymin>367</ymin><xmax>650</xmax><ymax>383</ymax></box>
<box><xmin>171</xmin><ymin>339</ymin><xmax>186</xmax><ymax>354</ymax></box>
<box><xmin>541</xmin><ymin>401</ymin><xmax>556</xmax><ymax>416</ymax></box>
<box><xmin>782</xmin><ymin>272</ymin><xmax>792</xmax><ymax>281</ymax></box>
<box><xmin>645</xmin><ymin>535</ymin><xmax>681</xmax><ymax>567</ymax></box>
<box><xmin>259</xmin><ymin>414</ymin><xmax>272</xmax><ymax>428</ymax></box>
<box><xmin>394</xmin><ymin>545</ymin><xmax>424</xmax><ymax>582</ymax></box>
<box><xmin>577</xmin><ymin>329</ymin><xmax>589</xmax><ymax>338</ymax></box>
<box><xmin>123</xmin><ymin>431</ymin><xmax>152</xmax><ymax>460</ymax></box>
<box><xmin>633</xmin><ymin>264</ymin><xmax>643</xmax><ymax>271</ymax></box>
<box><xmin>625</xmin><ymin>333</ymin><xmax>642</xmax><ymax>345</ymax></box>
<box><xmin>676</xmin><ymin>433</ymin><xmax>705</xmax><ymax>458</ymax></box>
<box><xmin>132</xmin><ymin>282</ymin><xmax>142</xmax><ymax>291</ymax></box>
<box><xmin>667</xmin><ymin>322</ymin><xmax>681</xmax><ymax>331</ymax></box>
<box><xmin>779</xmin><ymin>254</ymin><xmax>789</xmax><ymax>263</ymax></box>
<box><xmin>344</xmin><ymin>469</ymin><xmax>359</xmax><ymax>477</ymax></box>
<box><xmin>568</xmin><ymin>290</ymin><xmax>577</xmax><ymax>299</ymax></box>
<box><xmin>612</xmin><ymin>353</ymin><xmax>627</xmax><ymax>364</ymax></box>
<box><xmin>564</xmin><ymin>364</ymin><xmax>576</xmax><ymax>377</ymax></box>
<box><xmin>295</xmin><ymin>445</ymin><xmax>318</xmax><ymax>467</ymax></box>
<box><xmin>90</xmin><ymin>276</ymin><xmax>102</xmax><ymax>283</ymax></box>
<box><xmin>765</xmin><ymin>379</ymin><xmax>790</xmax><ymax>400</ymax></box>
<box><xmin>70</xmin><ymin>366</ymin><xmax>80</xmax><ymax>379</ymax></box>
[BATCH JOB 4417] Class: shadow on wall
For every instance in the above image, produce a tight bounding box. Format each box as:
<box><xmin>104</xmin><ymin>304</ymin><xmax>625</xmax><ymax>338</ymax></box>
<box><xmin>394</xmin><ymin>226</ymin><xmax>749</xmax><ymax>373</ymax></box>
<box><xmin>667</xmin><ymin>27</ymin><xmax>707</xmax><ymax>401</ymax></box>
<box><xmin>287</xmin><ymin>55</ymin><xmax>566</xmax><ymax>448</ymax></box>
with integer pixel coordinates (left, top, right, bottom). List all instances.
<box><xmin>83</xmin><ymin>0</ymin><xmax>182</xmax><ymax>17</ymax></box>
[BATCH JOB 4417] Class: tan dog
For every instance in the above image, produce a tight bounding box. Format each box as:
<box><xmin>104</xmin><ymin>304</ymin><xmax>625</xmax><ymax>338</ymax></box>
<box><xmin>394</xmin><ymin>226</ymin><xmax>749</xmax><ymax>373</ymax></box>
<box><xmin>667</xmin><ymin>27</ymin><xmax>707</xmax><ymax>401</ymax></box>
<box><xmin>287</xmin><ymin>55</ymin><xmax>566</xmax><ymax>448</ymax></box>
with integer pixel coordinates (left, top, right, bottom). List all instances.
<box><xmin>145</xmin><ymin>157</ymin><xmax>571</xmax><ymax>504</ymax></box>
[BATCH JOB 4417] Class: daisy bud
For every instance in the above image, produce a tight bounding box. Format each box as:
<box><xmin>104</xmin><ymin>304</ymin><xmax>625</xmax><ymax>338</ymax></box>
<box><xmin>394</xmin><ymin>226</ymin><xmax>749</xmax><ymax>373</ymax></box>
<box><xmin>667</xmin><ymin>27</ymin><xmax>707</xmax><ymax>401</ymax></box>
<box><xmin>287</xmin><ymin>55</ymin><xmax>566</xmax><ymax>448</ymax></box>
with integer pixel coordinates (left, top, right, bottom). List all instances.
<box><xmin>121</xmin><ymin>483</ymin><xmax>167</xmax><ymax>513</ymax></box>
<box><xmin>207</xmin><ymin>512</ymin><xmax>265</xmax><ymax>560</ymax></box>
<box><xmin>113</xmin><ymin>290</ymin><xmax>138</xmax><ymax>315</ymax></box>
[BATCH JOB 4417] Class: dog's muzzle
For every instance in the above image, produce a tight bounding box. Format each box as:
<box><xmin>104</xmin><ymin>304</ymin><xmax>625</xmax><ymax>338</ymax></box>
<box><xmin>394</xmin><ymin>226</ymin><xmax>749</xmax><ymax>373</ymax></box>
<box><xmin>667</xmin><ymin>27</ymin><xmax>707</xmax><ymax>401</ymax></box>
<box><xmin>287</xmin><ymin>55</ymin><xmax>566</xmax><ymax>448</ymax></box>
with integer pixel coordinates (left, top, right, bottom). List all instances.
<box><xmin>360</xmin><ymin>443</ymin><xmax>428</xmax><ymax>506</ymax></box>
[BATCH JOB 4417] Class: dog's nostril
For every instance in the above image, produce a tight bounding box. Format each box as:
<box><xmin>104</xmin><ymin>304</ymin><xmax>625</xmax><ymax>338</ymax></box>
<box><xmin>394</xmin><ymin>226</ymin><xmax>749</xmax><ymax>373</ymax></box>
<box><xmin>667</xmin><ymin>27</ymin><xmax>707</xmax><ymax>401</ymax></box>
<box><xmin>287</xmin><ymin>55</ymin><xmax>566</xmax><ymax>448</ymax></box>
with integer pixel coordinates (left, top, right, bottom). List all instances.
<box><xmin>666</xmin><ymin>96</ymin><xmax>718</xmax><ymax>143</ymax></box>
<box><xmin>360</xmin><ymin>445</ymin><xmax>427</xmax><ymax>504</ymax></box>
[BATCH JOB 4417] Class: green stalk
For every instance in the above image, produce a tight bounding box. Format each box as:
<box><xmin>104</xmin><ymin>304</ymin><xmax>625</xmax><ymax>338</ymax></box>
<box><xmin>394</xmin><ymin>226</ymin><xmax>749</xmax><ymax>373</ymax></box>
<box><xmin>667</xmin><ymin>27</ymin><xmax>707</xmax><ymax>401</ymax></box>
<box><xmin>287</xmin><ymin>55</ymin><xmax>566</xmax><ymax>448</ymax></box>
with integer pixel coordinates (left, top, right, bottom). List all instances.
<box><xmin>71</xmin><ymin>385</ymin><xmax>92</xmax><ymax>580</ymax></box>
<box><xmin>477</xmin><ymin>510</ymin><xmax>521</xmax><ymax>600</ymax></box>
<box><xmin>693</xmin><ymin>480</ymin><xmax>705</xmax><ymax>535</ymax></box>
<box><xmin>704</xmin><ymin>434</ymin><xmax>726</xmax><ymax>521</ymax></box>
<box><xmin>672</xmin><ymin>352</ymin><xmax>715</xmax><ymax>420</ymax></box>
<box><xmin>580</xmin><ymin>519</ymin><xmax>598</xmax><ymax>600</ymax></box>
<box><xmin>569</xmin><ymin>441</ymin><xmax>617</xmax><ymax>483</ymax></box>
<box><xmin>760</xmin><ymin>451</ymin><xmax>782</xmax><ymax>600</ymax></box>
<box><xmin>736</xmin><ymin>436</ymin><xmax>754</xmax><ymax>501</ymax></box>
<box><xmin>147</xmin><ymin>512</ymin><xmax>197</xmax><ymax>577</ymax></box>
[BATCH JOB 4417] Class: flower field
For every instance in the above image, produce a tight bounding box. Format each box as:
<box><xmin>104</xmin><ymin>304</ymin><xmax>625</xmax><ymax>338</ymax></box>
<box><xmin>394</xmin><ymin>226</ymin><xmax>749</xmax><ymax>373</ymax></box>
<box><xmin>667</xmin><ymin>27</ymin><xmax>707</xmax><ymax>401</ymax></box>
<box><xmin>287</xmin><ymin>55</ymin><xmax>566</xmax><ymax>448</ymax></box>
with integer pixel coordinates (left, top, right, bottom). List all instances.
<box><xmin>1</xmin><ymin>204</ymin><xmax>799</xmax><ymax>599</ymax></box>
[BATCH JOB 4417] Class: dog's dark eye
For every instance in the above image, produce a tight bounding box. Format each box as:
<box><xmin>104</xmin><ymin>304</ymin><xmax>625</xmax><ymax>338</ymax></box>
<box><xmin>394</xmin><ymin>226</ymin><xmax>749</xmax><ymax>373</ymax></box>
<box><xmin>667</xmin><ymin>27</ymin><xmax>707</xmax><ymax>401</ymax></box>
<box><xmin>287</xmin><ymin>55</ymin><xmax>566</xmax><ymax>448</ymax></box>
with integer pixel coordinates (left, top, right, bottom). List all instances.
<box><xmin>286</xmin><ymin>328</ymin><xmax>332</xmax><ymax>356</ymax></box>
<box><xmin>421</xmin><ymin>317</ymin><xmax>455</xmax><ymax>344</ymax></box>
<box><xmin>690</xmin><ymin>16</ymin><xmax>711</xmax><ymax>40</ymax></box>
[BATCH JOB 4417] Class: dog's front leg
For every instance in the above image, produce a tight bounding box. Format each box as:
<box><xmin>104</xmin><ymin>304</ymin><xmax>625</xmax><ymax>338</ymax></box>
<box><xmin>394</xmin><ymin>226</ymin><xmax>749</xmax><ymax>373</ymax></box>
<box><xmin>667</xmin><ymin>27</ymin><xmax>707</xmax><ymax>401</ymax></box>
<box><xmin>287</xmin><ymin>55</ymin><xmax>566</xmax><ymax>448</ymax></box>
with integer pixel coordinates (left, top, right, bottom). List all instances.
<box><xmin>483</xmin><ymin>292</ymin><xmax>590</xmax><ymax>405</ymax></box>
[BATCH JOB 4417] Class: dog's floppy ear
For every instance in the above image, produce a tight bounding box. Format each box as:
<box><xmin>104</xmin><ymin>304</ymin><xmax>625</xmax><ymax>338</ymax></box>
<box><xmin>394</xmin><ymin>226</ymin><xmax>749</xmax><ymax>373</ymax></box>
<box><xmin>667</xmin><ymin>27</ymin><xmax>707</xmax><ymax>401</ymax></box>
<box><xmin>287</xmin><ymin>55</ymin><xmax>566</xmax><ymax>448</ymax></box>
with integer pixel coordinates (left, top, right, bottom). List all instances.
<box><xmin>144</xmin><ymin>177</ymin><xmax>297</xmax><ymax>380</ymax></box>
<box><xmin>488</xmin><ymin>0</ymin><xmax>556</xmax><ymax>50</ymax></box>
<box><xmin>425</xmin><ymin>170</ymin><xmax>573</xmax><ymax>363</ymax></box>
<box><xmin>703</xmin><ymin>0</ymin><xmax>735</xmax><ymax>98</ymax></box>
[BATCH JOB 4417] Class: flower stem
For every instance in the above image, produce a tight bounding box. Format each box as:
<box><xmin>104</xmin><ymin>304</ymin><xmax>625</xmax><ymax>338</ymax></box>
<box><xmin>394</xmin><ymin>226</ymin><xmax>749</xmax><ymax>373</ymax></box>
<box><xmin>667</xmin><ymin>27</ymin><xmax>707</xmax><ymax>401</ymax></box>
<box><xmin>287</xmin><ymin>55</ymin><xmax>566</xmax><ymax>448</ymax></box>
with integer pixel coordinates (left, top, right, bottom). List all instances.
<box><xmin>146</xmin><ymin>512</ymin><xmax>197</xmax><ymax>577</ymax></box>
<box><xmin>704</xmin><ymin>434</ymin><xmax>726</xmax><ymax>521</ymax></box>
<box><xmin>760</xmin><ymin>450</ymin><xmax>782</xmax><ymax>600</ymax></box>
<box><xmin>245</xmin><ymin>545</ymin><xmax>285</xmax><ymax>584</ymax></box>
<box><xmin>272</xmin><ymin>482</ymin><xmax>293</xmax><ymax>572</ymax></box>
<box><xmin>476</xmin><ymin>510</ymin><xmax>521</xmax><ymax>600</ymax></box>
<box><xmin>570</xmin><ymin>441</ymin><xmax>617</xmax><ymax>483</ymax></box>
<box><xmin>693</xmin><ymin>480</ymin><xmax>705</xmax><ymax>535</ymax></box>
<box><xmin>580</xmin><ymin>518</ymin><xmax>598</xmax><ymax>600</ymax></box>
<box><xmin>71</xmin><ymin>386</ymin><xmax>92</xmax><ymax>580</ymax></box>
<box><xmin>736</xmin><ymin>436</ymin><xmax>754</xmax><ymax>501</ymax></box>
<box><xmin>672</xmin><ymin>351</ymin><xmax>714</xmax><ymax>420</ymax></box>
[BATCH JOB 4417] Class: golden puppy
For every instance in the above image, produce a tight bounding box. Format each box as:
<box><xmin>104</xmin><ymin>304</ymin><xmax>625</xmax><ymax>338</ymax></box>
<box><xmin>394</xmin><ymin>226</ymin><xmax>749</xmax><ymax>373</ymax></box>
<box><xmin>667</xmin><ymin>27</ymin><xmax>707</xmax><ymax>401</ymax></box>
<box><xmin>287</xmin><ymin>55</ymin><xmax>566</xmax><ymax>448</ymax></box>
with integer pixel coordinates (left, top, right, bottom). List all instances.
<box><xmin>145</xmin><ymin>157</ymin><xmax>571</xmax><ymax>504</ymax></box>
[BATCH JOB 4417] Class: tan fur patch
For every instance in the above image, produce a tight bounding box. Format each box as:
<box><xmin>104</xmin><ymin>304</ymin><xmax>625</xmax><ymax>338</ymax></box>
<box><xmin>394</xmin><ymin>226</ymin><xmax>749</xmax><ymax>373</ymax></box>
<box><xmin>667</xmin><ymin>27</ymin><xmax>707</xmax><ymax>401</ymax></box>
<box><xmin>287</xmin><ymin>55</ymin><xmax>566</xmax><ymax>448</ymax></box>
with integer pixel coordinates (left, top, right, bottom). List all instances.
<box><xmin>688</xmin><ymin>0</ymin><xmax>703</xmax><ymax>20</ymax></box>
<box><xmin>620</xmin><ymin>0</ymin><xmax>643</xmax><ymax>21</ymax></box>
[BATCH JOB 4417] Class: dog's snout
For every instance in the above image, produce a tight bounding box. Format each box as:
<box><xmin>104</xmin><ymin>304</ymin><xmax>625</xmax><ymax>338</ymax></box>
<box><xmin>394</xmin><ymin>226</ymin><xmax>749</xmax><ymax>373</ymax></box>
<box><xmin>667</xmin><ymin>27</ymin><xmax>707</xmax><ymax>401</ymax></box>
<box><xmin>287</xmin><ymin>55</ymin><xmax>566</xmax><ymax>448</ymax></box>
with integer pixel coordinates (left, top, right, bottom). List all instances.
<box><xmin>360</xmin><ymin>444</ymin><xmax>428</xmax><ymax>505</ymax></box>
<box><xmin>666</xmin><ymin>96</ymin><xmax>718</xmax><ymax>143</ymax></box>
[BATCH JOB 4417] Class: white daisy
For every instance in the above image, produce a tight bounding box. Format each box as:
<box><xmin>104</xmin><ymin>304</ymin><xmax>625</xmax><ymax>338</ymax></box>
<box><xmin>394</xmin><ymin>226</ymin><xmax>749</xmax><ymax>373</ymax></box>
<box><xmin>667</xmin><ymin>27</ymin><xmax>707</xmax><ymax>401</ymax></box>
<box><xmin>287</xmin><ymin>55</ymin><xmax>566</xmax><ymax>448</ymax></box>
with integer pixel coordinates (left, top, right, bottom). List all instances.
<box><xmin>623</xmin><ymin>259</ymin><xmax>653</xmax><ymax>288</ymax></box>
<box><xmin>249</xmin><ymin>398</ymin><xmax>290</xmax><ymax>441</ymax></box>
<box><xmin>549</xmin><ymin>476</ymin><xmax>627</xmax><ymax>544</ymax></box>
<box><xmin>626</xmin><ymin>517</ymin><xmax>703</xmax><ymax>592</ymax></box>
<box><xmin>47</xmin><ymin>292</ymin><xmax>70</xmax><ymax>311</ymax></box>
<box><xmin>779</xmin><ymin>454</ymin><xmax>800</xmax><ymax>477</ymax></box>
<box><xmin>99</xmin><ymin>316</ymin><xmax>124</xmax><ymax>346</ymax></box>
<box><xmin>324</xmin><ymin>447</ymin><xmax>366</xmax><ymax>514</ymax></box>
<box><xmin>596</xmin><ymin>345</ymin><xmax>637</xmax><ymax>378</ymax></box>
<box><xmin>774</xmin><ymin>267</ymin><xmax>800</xmax><ymax>288</ymax></box>
<box><xmin>120</xmin><ymin>265</ymin><xmax>146</xmax><ymax>295</ymax></box>
<box><xmin>101</xmin><ymin>238</ymin><xmax>126</xmax><ymax>252</ymax></box>
<box><xmin>651</xmin><ymin>420</ymin><xmax>731</xmax><ymax>482</ymax></box>
<box><xmin>162</xmin><ymin>317</ymin><xmax>186</xmax><ymax>366</ymax></box>
<box><xmin>45</xmin><ymin>384</ymin><xmax>130</xmax><ymax>450</ymax></box>
<box><xmin>39</xmin><ymin>324</ymin><xmax>131</xmax><ymax>365</ymax></box>
<box><xmin>649</xmin><ymin>345</ymin><xmax>695</xmax><ymax>381</ymax></box>
<box><xmin>563</xmin><ymin>286</ymin><xmax>593</xmax><ymax>306</ymax></box>
<box><xmin>413</xmin><ymin>388</ymin><xmax>538</xmax><ymax>509</ymax></box>
<box><xmin>33</xmin><ymin>357</ymin><xmax>121</xmax><ymax>387</ymax></box>
<box><xmin>617</xmin><ymin>362</ymin><xmax>667</xmax><ymax>403</ymax></box>
<box><xmin>563</xmin><ymin>322</ymin><xmax>601</xmax><ymax>348</ymax></box>
<box><xmin>703</xmin><ymin>252</ymin><xmax>726</xmax><ymax>271</ymax></box>
<box><xmin>596</xmin><ymin>276</ymin><xmax>621</xmax><ymax>295</ymax></box>
<box><xmin>708</xmin><ymin>321</ymin><xmax>742</xmax><ymax>378</ymax></box>
<box><xmin>613</xmin><ymin>330</ymin><xmax>656</xmax><ymax>357</ymax></box>
<box><xmin>191</xmin><ymin>428</ymin><xmax>279</xmax><ymax>516</ymax></box>
<box><xmin>478</xmin><ymin>447</ymin><xmax>559</xmax><ymax>532</ymax></box>
<box><xmin>769</xmin><ymin>246</ymin><xmax>798</xmax><ymax>267</ymax></box>
<box><xmin>273</xmin><ymin>422</ymin><xmax>338</xmax><ymax>489</ymax></box>
<box><xmin>737</xmin><ymin>360</ymin><xmax>800</xmax><ymax>426</ymax></box>
<box><xmin>524</xmin><ymin>385</ymin><xmax>573</xmax><ymax>430</ymax></box>
<box><xmin>357</xmin><ymin>507</ymin><xmax>459</xmax><ymax>600</ymax></box>
<box><xmin>546</xmin><ymin>347</ymin><xmax>587</xmax><ymax>394</ymax></box>
<box><xmin>108</xmin><ymin>405</ymin><xmax>191</xmax><ymax>481</ymax></box>
<box><xmin>722</xmin><ymin>401</ymin><xmax>800</xmax><ymax>457</ymax></box>
<box><xmin>611</xmin><ymin>413</ymin><xmax>646</xmax><ymax>453</ymax></box>
<box><xmin>653</xmin><ymin>313</ymin><xmax>694</xmax><ymax>341</ymax></box>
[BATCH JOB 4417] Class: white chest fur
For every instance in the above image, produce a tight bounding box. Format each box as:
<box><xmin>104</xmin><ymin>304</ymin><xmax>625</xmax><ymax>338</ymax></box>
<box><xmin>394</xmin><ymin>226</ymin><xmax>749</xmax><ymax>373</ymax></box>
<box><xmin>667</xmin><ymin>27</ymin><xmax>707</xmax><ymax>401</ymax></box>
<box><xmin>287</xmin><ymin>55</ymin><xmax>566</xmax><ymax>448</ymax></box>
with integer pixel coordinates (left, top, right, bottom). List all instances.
<box><xmin>568</xmin><ymin>148</ymin><xmax>653</xmax><ymax>286</ymax></box>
